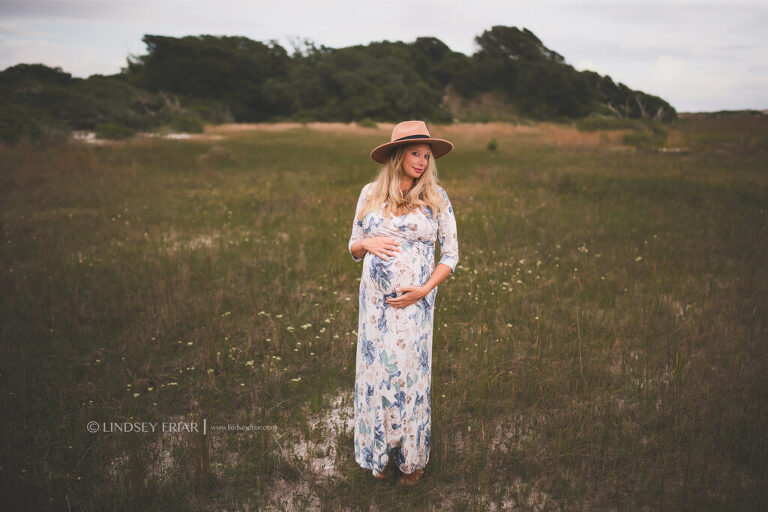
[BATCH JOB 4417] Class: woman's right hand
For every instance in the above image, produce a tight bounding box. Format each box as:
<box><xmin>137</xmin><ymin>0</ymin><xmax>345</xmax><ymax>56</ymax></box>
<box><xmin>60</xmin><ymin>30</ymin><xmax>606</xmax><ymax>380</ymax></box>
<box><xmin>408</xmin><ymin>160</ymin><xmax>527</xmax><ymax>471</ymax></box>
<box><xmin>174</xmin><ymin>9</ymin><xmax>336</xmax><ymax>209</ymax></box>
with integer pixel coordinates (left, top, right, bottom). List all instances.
<box><xmin>363</xmin><ymin>237</ymin><xmax>402</xmax><ymax>261</ymax></box>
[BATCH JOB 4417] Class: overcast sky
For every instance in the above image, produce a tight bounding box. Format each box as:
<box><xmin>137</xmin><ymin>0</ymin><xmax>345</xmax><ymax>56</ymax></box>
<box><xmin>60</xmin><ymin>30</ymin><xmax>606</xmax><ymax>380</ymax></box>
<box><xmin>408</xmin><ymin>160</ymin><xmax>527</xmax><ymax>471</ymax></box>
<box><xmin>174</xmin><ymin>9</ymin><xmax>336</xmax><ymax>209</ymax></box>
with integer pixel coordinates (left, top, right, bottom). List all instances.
<box><xmin>1</xmin><ymin>0</ymin><xmax>767</xmax><ymax>112</ymax></box>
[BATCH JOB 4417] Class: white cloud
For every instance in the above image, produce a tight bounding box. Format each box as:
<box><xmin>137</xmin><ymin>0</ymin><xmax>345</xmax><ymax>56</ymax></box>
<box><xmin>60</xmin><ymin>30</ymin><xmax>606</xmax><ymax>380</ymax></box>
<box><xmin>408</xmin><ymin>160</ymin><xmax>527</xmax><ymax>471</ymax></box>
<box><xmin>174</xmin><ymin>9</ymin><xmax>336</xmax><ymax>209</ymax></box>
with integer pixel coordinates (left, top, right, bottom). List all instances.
<box><xmin>650</xmin><ymin>55</ymin><xmax>685</xmax><ymax>84</ymax></box>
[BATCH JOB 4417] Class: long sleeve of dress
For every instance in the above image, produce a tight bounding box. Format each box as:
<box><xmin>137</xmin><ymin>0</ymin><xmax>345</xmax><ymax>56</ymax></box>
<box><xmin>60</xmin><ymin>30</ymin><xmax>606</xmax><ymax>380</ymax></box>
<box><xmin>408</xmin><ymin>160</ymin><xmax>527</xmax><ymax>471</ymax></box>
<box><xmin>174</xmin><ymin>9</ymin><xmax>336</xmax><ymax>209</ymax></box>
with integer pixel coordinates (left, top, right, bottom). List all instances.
<box><xmin>348</xmin><ymin>183</ymin><xmax>371</xmax><ymax>262</ymax></box>
<box><xmin>436</xmin><ymin>187</ymin><xmax>459</xmax><ymax>273</ymax></box>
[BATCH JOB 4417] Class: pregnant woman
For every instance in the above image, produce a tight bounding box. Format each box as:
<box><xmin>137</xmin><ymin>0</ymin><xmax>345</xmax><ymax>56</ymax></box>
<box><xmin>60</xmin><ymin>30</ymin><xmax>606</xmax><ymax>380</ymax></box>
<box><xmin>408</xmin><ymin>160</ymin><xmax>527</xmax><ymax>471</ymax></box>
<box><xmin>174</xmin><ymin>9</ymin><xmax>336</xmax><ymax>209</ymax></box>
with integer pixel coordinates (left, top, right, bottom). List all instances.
<box><xmin>348</xmin><ymin>120</ymin><xmax>459</xmax><ymax>485</ymax></box>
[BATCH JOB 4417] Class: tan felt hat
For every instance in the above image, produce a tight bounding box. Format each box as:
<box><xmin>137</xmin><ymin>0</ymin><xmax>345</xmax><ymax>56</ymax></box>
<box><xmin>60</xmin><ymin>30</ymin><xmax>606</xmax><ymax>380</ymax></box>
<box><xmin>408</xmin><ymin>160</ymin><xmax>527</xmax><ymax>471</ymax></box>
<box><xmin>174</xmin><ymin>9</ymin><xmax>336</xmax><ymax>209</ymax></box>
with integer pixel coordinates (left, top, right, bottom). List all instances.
<box><xmin>370</xmin><ymin>120</ymin><xmax>454</xmax><ymax>164</ymax></box>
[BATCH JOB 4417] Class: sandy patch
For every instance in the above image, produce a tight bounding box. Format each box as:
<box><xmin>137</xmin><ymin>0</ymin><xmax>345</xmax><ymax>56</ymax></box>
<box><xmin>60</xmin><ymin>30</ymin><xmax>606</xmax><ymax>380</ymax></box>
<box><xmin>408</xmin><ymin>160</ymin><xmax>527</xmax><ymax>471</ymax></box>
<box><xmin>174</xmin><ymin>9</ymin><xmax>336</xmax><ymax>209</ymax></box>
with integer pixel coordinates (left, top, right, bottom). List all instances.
<box><xmin>71</xmin><ymin>131</ymin><xmax>122</xmax><ymax>145</ymax></box>
<box><xmin>495</xmin><ymin>478</ymin><xmax>554</xmax><ymax>512</ymax></box>
<box><xmin>279</xmin><ymin>388</ymin><xmax>355</xmax><ymax>478</ymax></box>
<box><xmin>260</xmin><ymin>388</ymin><xmax>354</xmax><ymax>510</ymax></box>
<box><xmin>159</xmin><ymin>132</ymin><xmax>224</xmax><ymax>141</ymax></box>
<box><xmin>157</xmin><ymin>227</ymin><xmax>254</xmax><ymax>254</ymax></box>
<box><xmin>490</xmin><ymin>412</ymin><xmax>541</xmax><ymax>454</ymax></box>
<box><xmin>71</xmin><ymin>130</ymin><xmax>224</xmax><ymax>145</ymax></box>
<box><xmin>104</xmin><ymin>414</ymin><xmax>192</xmax><ymax>488</ymax></box>
<box><xmin>162</xmin><ymin>231</ymin><xmax>222</xmax><ymax>253</ymax></box>
<box><xmin>261</xmin><ymin>478</ymin><xmax>321</xmax><ymax>511</ymax></box>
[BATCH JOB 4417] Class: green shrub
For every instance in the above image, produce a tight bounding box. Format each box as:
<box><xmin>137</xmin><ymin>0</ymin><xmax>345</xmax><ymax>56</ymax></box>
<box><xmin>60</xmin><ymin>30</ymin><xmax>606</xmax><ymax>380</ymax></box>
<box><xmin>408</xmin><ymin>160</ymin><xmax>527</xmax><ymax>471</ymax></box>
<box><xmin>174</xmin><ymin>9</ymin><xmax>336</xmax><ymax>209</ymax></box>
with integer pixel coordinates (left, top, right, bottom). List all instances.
<box><xmin>487</xmin><ymin>138</ymin><xmax>498</xmax><ymax>151</ymax></box>
<box><xmin>0</xmin><ymin>104</ymin><xmax>70</xmax><ymax>145</ymax></box>
<box><xmin>0</xmin><ymin>104</ymin><xmax>45</xmax><ymax>144</ymax></box>
<box><xmin>170</xmin><ymin>115</ymin><xmax>204</xmax><ymax>133</ymax></box>
<box><xmin>95</xmin><ymin>123</ymin><xmax>135</xmax><ymax>140</ymax></box>
<box><xmin>622</xmin><ymin>129</ymin><xmax>667</xmax><ymax>151</ymax></box>
<box><xmin>576</xmin><ymin>116</ymin><xmax>644</xmax><ymax>131</ymax></box>
<box><xmin>576</xmin><ymin>114</ymin><xmax>669</xmax><ymax>151</ymax></box>
<box><xmin>186</xmin><ymin>101</ymin><xmax>233</xmax><ymax>123</ymax></box>
<box><xmin>357</xmin><ymin>118</ymin><xmax>377</xmax><ymax>128</ymax></box>
<box><xmin>644</xmin><ymin>119</ymin><xmax>669</xmax><ymax>137</ymax></box>
<box><xmin>427</xmin><ymin>109</ymin><xmax>454</xmax><ymax>124</ymax></box>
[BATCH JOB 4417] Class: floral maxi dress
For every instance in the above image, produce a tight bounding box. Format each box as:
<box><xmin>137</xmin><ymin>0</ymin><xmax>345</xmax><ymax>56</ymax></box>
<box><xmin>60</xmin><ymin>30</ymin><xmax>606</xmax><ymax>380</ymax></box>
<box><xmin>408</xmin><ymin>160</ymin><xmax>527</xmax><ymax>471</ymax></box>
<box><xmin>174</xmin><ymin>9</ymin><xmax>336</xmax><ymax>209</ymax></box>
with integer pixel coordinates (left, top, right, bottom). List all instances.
<box><xmin>348</xmin><ymin>182</ymin><xmax>459</xmax><ymax>475</ymax></box>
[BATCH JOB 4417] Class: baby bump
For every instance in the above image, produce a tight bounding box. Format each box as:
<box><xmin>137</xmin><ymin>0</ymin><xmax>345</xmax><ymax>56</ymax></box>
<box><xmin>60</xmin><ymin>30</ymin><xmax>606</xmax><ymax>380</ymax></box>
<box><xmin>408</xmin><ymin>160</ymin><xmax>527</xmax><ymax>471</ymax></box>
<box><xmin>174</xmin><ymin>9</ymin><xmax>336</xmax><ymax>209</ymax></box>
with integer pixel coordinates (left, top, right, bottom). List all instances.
<box><xmin>367</xmin><ymin>241</ymin><xmax>422</xmax><ymax>295</ymax></box>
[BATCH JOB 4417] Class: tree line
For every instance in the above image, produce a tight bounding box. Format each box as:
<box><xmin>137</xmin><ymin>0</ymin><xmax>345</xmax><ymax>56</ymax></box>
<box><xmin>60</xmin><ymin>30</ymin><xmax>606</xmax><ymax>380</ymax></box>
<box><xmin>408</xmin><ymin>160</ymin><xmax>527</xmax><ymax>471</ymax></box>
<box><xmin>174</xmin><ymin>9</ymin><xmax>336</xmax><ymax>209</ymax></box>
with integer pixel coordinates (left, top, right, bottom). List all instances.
<box><xmin>0</xmin><ymin>25</ymin><xmax>676</xmax><ymax>144</ymax></box>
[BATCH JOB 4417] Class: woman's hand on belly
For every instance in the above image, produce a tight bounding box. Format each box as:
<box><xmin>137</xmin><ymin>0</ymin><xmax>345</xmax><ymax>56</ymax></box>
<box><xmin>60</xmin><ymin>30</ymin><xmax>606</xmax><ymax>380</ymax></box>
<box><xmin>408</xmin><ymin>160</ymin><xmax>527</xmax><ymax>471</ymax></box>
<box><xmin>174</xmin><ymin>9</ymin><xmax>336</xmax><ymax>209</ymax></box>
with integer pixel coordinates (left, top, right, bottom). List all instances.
<box><xmin>363</xmin><ymin>236</ymin><xmax>402</xmax><ymax>261</ymax></box>
<box><xmin>385</xmin><ymin>285</ymin><xmax>428</xmax><ymax>309</ymax></box>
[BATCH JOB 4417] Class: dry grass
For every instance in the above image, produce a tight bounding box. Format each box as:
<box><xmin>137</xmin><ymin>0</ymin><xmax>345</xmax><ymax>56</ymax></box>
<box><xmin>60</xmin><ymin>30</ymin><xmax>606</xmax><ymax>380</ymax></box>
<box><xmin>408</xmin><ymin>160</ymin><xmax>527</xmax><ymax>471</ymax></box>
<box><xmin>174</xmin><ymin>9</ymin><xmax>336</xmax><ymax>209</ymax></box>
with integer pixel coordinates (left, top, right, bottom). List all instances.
<box><xmin>1</xmin><ymin>117</ymin><xmax>766</xmax><ymax>511</ymax></box>
<box><xmin>206</xmin><ymin>122</ymin><xmax>392</xmax><ymax>135</ymax></box>
<box><xmin>206</xmin><ymin>120</ymin><xmax>632</xmax><ymax>151</ymax></box>
<box><xmin>440</xmin><ymin>121</ymin><xmax>632</xmax><ymax>147</ymax></box>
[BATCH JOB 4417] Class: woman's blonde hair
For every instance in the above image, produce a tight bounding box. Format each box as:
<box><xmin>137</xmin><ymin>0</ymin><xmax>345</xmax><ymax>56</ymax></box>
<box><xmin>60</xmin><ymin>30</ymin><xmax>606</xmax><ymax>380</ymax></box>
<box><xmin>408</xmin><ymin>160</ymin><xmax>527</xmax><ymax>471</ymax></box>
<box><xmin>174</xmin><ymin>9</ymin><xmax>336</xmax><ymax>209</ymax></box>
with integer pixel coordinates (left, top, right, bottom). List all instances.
<box><xmin>356</xmin><ymin>142</ymin><xmax>447</xmax><ymax>221</ymax></box>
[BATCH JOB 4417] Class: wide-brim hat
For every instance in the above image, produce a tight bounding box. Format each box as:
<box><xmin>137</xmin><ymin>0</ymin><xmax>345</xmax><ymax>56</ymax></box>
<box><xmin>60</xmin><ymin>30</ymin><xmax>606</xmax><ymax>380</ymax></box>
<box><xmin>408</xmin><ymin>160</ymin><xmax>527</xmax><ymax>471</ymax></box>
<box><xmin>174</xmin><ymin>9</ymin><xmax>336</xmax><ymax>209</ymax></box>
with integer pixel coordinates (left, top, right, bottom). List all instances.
<box><xmin>370</xmin><ymin>120</ymin><xmax>454</xmax><ymax>164</ymax></box>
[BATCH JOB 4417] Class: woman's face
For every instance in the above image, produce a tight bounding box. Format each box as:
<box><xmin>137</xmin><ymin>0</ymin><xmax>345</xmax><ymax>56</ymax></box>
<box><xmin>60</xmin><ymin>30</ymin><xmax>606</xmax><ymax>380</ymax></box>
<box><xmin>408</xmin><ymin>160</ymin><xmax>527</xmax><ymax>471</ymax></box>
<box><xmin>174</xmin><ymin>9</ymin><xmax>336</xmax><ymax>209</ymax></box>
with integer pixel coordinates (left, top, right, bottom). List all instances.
<box><xmin>401</xmin><ymin>143</ymin><xmax>432</xmax><ymax>180</ymax></box>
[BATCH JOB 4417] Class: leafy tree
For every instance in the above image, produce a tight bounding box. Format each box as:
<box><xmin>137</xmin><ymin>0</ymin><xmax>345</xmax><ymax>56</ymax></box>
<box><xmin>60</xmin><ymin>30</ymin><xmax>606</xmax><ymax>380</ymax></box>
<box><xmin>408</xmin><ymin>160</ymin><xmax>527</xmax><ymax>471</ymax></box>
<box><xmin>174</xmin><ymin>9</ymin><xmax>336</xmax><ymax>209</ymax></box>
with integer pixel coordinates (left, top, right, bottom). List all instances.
<box><xmin>0</xmin><ymin>25</ymin><xmax>678</xmax><ymax>144</ymax></box>
<box><xmin>124</xmin><ymin>35</ymin><xmax>291</xmax><ymax>121</ymax></box>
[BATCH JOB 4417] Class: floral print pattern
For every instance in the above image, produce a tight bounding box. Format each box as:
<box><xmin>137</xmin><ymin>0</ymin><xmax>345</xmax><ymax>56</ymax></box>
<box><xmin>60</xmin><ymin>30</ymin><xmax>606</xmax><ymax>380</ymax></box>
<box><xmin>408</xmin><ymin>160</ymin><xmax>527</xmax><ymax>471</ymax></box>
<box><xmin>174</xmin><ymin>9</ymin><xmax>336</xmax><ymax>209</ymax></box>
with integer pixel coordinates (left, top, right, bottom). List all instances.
<box><xmin>348</xmin><ymin>182</ymin><xmax>459</xmax><ymax>474</ymax></box>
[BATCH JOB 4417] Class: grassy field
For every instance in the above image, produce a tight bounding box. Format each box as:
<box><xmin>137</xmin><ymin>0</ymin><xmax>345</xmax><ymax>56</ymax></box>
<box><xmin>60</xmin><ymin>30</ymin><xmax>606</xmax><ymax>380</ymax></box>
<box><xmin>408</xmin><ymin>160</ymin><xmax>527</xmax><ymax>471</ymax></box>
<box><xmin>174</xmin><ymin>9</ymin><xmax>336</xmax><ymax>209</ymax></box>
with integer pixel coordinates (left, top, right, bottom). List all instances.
<box><xmin>1</xmin><ymin>117</ymin><xmax>766</xmax><ymax>511</ymax></box>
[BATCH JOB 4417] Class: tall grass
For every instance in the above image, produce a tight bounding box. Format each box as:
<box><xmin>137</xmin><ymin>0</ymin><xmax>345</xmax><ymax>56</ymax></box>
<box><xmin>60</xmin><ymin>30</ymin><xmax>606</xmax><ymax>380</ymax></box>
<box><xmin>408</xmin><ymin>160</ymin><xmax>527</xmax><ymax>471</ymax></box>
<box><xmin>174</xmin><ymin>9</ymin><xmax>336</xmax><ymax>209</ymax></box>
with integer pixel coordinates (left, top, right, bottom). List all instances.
<box><xmin>1</xmin><ymin>119</ymin><xmax>766</xmax><ymax>510</ymax></box>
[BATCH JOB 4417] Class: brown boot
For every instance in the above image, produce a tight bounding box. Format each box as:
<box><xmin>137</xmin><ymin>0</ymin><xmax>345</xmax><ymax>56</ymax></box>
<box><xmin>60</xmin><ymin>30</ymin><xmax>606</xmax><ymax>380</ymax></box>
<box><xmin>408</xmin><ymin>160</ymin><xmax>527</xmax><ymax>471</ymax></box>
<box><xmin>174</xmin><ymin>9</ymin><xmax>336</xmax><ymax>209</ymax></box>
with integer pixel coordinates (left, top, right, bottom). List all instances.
<box><xmin>397</xmin><ymin>468</ymin><xmax>424</xmax><ymax>486</ymax></box>
<box><xmin>371</xmin><ymin>458</ymin><xmax>395</xmax><ymax>480</ymax></box>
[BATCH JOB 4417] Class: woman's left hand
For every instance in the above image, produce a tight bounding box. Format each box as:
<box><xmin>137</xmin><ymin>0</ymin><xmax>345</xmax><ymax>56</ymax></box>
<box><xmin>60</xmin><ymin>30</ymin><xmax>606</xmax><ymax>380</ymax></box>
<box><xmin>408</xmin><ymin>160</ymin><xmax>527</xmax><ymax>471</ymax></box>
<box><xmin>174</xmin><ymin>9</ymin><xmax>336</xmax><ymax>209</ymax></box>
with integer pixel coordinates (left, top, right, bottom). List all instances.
<box><xmin>386</xmin><ymin>285</ymin><xmax>428</xmax><ymax>309</ymax></box>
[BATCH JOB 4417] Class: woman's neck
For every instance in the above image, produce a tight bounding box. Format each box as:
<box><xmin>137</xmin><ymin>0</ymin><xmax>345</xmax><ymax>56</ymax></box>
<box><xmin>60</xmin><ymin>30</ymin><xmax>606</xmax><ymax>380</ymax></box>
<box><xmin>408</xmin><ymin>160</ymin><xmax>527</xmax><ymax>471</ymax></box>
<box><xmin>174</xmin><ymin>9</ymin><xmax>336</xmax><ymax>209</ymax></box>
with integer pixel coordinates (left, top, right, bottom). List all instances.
<box><xmin>400</xmin><ymin>176</ymin><xmax>414</xmax><ymax>195</ymax></box>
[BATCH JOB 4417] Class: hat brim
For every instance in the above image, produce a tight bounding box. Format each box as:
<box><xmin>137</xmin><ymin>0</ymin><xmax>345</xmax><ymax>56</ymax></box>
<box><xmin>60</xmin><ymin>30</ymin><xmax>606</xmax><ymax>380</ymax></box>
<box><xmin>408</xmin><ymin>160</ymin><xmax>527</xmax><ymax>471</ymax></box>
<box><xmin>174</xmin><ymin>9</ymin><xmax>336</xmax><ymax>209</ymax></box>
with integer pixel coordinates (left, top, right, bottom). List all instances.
<box><xmin>370</xmin><ymin>138</ymin><xmax>454</xmax><ymax>164</ymax></box>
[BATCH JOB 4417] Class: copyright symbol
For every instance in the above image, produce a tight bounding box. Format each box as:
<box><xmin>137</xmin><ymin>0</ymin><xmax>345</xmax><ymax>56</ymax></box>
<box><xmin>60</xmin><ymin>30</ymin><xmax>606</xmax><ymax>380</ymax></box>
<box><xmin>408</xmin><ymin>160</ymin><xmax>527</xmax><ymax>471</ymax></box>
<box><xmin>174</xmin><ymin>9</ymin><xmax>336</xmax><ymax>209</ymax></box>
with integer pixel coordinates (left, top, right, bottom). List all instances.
<box><xmin>87</xmin><ymin>421</ymin><xmax>99</xmax><ymax>433</ymax></box>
